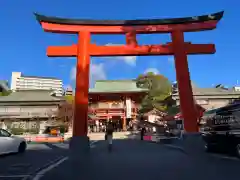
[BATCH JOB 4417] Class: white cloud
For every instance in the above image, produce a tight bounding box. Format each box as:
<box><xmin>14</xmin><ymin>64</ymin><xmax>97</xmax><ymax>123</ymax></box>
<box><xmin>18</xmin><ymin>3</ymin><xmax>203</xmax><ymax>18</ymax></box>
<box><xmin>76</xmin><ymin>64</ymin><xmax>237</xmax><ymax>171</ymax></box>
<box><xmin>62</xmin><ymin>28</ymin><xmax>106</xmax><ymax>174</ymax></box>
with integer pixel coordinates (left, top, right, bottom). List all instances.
<box><xmin>70</xmin><ymin>63</ymin><xmax>106</xmax><ymax>87</ymax></box>
<box><xmin>105</xmin><ymin>43</ymin><xmax>137</xmax><ymax>66</ymax></box>
<box><xmin>90</xmin><ymin>63</ymin><xmax>106</xmax><ymax>86</ymax></box>
<box><xmin>144</xmin><ymin>68</ymin><xmax>160</xmax><ymax>75</ymax></box>
<box><xmin>70</xmin><ymin>67</ymin><xmax>76</xmax><ymax>81</ymax></box>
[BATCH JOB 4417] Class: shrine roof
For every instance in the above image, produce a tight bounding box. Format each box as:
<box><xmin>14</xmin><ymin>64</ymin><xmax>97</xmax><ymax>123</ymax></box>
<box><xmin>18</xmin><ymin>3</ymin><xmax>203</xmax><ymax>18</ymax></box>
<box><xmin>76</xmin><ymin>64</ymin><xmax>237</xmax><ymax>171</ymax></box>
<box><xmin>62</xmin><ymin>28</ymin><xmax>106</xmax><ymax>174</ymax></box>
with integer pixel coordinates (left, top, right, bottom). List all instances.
<box><xmin>89</xmin><ymin>80</ymin><xmax>148</xmax><ymax>94</ymax></box>
<box><xmin>0</xmin><ymin>90</ymin><xmax>64</xmax><ymax>103</ymax></box>
<box><xmin>173</xmin><ymin>86</ymin><xmax>240</xmax><ymax>98</ymax></box>
<box><xmin>35</xmin><ymin>11</ymin><xmax>223</xmax><ymax>26</ymax></box>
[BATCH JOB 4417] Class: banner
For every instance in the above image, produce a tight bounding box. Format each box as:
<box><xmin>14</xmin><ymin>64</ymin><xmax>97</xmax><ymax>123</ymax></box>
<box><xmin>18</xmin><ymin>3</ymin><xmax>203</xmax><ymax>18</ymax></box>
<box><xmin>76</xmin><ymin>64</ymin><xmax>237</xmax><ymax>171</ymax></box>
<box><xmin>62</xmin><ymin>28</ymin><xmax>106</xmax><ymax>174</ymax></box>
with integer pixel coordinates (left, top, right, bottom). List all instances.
<box><xmin>126</xmin><ymin>99</ymin><xmax>132</xmax><ymax>118</ymax></box>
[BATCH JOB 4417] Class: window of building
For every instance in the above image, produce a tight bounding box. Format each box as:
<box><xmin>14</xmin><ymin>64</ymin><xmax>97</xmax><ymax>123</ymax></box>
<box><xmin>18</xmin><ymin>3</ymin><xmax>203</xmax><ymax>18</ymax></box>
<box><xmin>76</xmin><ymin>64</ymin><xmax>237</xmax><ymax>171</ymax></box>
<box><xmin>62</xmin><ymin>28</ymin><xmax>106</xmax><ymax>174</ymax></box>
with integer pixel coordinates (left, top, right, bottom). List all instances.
<box><xmin>111</xmin><ymin>102</ymin><xmax>121</xmax><ymax>108</ymax></box>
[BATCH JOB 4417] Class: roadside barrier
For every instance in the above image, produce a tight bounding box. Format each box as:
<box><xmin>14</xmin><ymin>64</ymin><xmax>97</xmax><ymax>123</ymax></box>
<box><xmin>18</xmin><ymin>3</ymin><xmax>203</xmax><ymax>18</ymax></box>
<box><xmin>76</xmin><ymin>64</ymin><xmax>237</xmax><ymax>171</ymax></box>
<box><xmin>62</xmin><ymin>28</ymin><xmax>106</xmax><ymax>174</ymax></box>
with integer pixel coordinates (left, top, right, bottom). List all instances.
<box><xmin>23</xmin><ymin>135</ymin><xmax>64</xmax><ymax>143</ymax></box>
<box><xmin>143</xmin><ymin>134</ymin><xmax>179</xmax><ymax>143</ymax></box>
<box><xmin>143</xmin><ymin>135</ymin><xmax>152</xmax><ymax>141</ymax></box>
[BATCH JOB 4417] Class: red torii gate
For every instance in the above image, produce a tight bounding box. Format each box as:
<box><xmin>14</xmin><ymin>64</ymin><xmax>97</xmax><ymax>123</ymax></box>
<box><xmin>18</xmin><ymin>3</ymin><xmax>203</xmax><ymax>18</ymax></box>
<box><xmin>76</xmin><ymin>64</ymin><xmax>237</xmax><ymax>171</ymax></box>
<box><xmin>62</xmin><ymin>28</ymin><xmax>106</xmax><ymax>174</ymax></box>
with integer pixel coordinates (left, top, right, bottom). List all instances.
<box><xmin>35</xmin><ymin>11</ymin><xmax>223</xmax><ymax>150</ymax></box>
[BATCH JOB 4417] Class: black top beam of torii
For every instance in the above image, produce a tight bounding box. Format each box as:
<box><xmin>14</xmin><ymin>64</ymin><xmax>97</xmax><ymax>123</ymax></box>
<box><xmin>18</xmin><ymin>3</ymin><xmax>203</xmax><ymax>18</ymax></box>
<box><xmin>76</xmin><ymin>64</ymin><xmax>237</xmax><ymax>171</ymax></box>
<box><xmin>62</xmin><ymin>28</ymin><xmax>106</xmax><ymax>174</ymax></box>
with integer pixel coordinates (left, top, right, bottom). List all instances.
<box><xmin>34</xmin><ymin>11</ymin><xmax>224</xmax><ymax>26</ymax></box>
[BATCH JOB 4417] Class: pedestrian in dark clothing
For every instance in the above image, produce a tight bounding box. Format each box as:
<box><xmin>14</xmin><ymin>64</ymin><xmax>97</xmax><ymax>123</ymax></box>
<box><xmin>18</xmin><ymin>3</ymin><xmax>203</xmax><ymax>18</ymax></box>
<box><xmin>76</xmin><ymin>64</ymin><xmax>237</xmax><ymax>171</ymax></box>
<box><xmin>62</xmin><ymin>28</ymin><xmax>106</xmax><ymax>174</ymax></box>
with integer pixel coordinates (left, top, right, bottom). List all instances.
<box><xmin>140</xmin><ymin>127</ymin><xmax>146</xmax><ymax>140</ymax></box>
<box><xmin>106</xmin><ymin>122</ymin><xmax>114</xmax><ymax>151</ymax></box>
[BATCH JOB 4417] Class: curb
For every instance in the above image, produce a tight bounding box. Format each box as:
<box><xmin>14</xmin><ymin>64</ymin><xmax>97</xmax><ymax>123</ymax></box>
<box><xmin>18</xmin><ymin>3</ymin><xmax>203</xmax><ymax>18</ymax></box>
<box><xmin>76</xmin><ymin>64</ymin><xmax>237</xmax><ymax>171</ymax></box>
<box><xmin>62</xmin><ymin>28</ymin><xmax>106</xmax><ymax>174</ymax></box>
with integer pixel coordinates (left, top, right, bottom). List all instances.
<box><xmin>27</xmin><ymin>141</ymin><xmax>64</xmax><ymax>144</ymax></box>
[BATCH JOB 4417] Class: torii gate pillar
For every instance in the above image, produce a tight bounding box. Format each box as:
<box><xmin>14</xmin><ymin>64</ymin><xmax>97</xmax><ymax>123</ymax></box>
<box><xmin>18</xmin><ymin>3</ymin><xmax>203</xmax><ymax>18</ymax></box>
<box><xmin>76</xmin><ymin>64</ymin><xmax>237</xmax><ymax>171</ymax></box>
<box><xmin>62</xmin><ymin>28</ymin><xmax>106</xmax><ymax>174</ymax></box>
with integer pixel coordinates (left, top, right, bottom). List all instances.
<box><xmin>69</xmin><ymin>31</ymin><xmax>91</xmax><ymax>153</ymax></box>
<box><xmin>171</xmin><ymin>31</ymin><xmax>197</xmax><ymax>133</ymax></box>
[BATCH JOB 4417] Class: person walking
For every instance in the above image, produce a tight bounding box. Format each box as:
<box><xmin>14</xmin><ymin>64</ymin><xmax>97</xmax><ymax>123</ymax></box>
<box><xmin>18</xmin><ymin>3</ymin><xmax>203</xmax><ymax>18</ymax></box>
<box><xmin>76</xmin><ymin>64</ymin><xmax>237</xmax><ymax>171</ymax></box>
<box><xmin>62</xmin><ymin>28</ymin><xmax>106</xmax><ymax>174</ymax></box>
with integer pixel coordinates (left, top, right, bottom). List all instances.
<box><xmin>106</xmin><ymin>121</ymin><xmax>114</xmax><ymax>151</ymax></box>
<box><xmin>140</xmin><ymin>127</ymin><xmax>146</xmax><ymax>141</ymax></box>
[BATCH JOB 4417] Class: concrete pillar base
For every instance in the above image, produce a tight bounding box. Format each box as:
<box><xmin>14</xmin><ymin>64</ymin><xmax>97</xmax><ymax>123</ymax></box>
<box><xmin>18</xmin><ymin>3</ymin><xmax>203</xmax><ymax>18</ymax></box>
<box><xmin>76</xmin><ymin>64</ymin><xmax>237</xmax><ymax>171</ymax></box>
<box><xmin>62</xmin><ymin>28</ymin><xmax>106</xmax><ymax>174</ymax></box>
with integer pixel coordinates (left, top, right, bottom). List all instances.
<box><xmin>68</xmin><ymin>136</ymin><xmax>91</xmax><ymax>178</ymax></box>
<box><xmin>69</xmin><ymin>136</ymin><xmax>90</xmax><ymax>159</ymax></box>
<box><xmin>179</xmin><ymin>133</ymin><xmax>205</xmax><ymax>154</ymax></box>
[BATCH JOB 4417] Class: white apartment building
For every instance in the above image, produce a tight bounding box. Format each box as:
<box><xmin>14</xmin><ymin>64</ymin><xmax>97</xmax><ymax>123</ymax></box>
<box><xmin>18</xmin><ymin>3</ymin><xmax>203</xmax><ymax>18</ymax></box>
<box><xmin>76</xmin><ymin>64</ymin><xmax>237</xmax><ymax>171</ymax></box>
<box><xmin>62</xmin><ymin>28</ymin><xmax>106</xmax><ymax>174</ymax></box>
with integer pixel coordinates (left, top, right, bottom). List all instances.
<box><xmin>11</xmin><ymin>72</ymin><xmax>63</xmax><ymax>96</ymax></box>
<box><xmin>64</xmin><ymin>86</ymin><xmax>73</xmax><ymax>96</ymax></box>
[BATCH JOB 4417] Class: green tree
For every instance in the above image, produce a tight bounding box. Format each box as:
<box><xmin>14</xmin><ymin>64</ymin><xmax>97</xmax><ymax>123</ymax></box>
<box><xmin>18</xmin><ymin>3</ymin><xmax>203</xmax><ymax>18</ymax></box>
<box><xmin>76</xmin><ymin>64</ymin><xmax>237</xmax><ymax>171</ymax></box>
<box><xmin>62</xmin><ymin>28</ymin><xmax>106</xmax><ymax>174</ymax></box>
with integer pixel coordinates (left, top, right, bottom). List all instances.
<box><xmin>64</xmin><ymin>95</ymin><xmax>74</xmax><ymax>103</ymax></box>
<box><xmin>136</xmin><ymin>72</ymin><xmax>174</xmax><ymax>114</ymax></box>
<box><xmin>0</xmin><ymin>90</ymin><xmax>12</xmax><ymax>96</ymax></box>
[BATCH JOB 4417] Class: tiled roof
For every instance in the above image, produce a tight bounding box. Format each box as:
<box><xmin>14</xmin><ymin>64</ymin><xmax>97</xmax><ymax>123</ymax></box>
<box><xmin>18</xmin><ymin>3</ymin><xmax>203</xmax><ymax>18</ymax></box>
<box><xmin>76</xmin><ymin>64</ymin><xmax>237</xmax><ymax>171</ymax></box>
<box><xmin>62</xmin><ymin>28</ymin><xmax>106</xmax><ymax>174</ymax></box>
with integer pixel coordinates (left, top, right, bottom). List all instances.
<box><xmin>0</xmin><ymin>90</ymin><xmax>63</xmax><ymax>102</ymax></box>
<box><xmin>173</xmin><ymin>85</ymin><xmax>240</xmax><ymax>97</ymax></box>
<box><xmin>193</xmin><ymin>86</ymin><xmax>240</xmax><ymax>95</ymax></box>
<box><xmin>192</xmin><ymin>87</ymin><xmax>240</xmax><ymax>96</ymax></box>
<box><xmin>89</xmin><ymin>80</ymin><xmax>148</xmax><ymax>93</ymax></box>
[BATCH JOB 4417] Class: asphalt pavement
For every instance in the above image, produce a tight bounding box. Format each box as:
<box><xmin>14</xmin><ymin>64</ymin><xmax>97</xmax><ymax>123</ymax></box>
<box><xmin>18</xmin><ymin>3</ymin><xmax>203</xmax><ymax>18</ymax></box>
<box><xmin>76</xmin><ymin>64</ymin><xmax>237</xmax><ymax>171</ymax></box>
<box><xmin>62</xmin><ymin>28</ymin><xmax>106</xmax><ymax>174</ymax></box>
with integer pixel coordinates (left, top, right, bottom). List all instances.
<box><xmin>1</xmin><ymin>138</ymin><xmax>240</xmax><ymax>180</ymax></box>
<box><xmin>39</xmin><ymin>139</ymin><xmax>240</xmax><ymax>180</ymax></box>
<box><xmin>0</xmin><ymin>143</ymin><xmax>69</xmax><ymax>180</ymax></box>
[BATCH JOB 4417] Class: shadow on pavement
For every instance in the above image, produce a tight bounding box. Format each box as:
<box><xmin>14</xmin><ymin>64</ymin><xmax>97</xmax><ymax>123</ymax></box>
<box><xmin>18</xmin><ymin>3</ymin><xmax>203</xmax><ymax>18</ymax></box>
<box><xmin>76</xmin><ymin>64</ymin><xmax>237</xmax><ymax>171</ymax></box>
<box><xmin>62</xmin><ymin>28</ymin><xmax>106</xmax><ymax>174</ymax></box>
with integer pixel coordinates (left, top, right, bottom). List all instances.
<box><xmin>125</xmin><ymin>131</ymin><xmax>240</xmax><ymax>161</ymax></box>
<box><xmin>37</xmin><ymin>139</ymin><xmax>240</xmax><ymax>180</ymax></box>
<box><xmin>0</xmin><ymin>143</ymin><xmax>68</xmax><ymax>179</ymax></box>
<box><xmin>1</xmin><ymin>138</ymin><xmax>240</xmax><ymax>180</ymax></box>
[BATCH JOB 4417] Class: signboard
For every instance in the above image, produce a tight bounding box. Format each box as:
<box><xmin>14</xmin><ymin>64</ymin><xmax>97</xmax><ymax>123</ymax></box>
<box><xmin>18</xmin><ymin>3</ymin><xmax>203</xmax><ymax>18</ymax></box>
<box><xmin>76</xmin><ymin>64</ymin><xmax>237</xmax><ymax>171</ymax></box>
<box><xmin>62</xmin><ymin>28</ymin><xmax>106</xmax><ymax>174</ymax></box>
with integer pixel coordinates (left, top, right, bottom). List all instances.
<box><xmin>212</xmin><ymin>115</ymin><xmax>240</xmax><ymax>126</ymax></box>
<box><xmin>203</xmin><ymin>114</ymin><xmax>240</xmax><ymax>132</ymax></box>
<box><xmin>126</xmin><ymin>99</ymin><xmax>132</xmax><ymax>118</ymax></box>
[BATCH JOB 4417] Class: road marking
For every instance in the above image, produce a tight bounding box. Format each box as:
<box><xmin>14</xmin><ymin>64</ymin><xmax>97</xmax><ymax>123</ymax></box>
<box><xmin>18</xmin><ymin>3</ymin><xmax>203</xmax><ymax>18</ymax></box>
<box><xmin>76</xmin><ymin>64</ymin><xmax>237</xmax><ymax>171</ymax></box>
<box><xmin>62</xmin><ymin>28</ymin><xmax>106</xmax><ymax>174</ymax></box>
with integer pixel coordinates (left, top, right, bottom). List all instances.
<box><xmin>32</xmin><ymin>156</ymin><xmax>68</xmax><ymax>180</ymax></box>
<box><xmin>210</xmin><ymin>154</ymin><xmax>240</xmax><ymax>161</ymax></box>
<box><xmin>90</xmin><ymin>140</ymin><xmax>98</xmax><ymax>148</ymax></box>
<box><xmin>0</xmin><ymin>175</ymin><xmax>30</xmax><ymax>178</ymax></box>
<box><xmin>31</xmin><ymin>141</ymin><xmax>98</xmax><ymax>180</ymax></box>
<box><xmin>164</xmin><ymin>144</ymin><xmax>185</xmax><ymax>151</ymax></box>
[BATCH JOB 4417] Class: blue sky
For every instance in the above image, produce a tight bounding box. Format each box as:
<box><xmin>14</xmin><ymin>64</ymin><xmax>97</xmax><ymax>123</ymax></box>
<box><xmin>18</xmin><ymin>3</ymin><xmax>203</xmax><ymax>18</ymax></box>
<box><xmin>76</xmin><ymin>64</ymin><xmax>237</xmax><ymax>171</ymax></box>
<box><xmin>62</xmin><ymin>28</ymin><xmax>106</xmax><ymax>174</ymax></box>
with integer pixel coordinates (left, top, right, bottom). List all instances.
<box><xmin>0</xmin><ymin>0</ymin><xmax>239</xmax><ymax>88</ymax></box>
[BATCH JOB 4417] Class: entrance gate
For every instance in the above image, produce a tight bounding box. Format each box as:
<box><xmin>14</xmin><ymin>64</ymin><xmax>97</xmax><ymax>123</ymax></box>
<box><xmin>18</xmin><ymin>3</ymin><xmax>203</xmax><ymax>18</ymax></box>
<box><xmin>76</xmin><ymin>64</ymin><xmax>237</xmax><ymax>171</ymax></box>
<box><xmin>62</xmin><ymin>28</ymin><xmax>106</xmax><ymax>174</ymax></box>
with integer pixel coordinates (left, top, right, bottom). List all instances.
<box><xmin>35</xmin><ymin>11</ymin><xmax>224</xmax><ymax>138</ymax></box>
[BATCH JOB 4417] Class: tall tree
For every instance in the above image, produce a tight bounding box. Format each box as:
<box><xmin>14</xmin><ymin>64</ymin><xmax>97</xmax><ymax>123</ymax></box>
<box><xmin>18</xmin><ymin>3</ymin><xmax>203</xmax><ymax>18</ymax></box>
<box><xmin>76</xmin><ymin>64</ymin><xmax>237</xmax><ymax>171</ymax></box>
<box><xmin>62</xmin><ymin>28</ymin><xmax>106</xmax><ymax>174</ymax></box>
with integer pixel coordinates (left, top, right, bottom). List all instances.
<box><xmin>65</xmin><ymin>95</ymin><xmax>74</xmax><ymax>103</ymax></box>
<box><xmin>136</xmin><ymin>72</ymin><xmax>174</xmax><ymax>114</ymax></box>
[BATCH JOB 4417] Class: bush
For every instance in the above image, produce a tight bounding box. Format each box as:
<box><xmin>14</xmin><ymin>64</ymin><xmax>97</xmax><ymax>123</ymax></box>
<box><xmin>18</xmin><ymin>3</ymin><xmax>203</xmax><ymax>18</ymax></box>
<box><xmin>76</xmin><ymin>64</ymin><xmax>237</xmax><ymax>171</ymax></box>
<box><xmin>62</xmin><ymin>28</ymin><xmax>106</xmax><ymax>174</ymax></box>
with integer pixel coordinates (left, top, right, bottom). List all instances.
<box><xmin>59</xmin><ymin>125</ymin><xmax>67</xmax><ymax>133</ymax></box>
<box><xmin>27</xmin><ymin>128</ymin><xmax>39</xmax><ymax>134</ymax></box>
<box><xmin>9</xmin><ymin>128</ymin><xmax>25</xmax><ymax>135</ymax></box>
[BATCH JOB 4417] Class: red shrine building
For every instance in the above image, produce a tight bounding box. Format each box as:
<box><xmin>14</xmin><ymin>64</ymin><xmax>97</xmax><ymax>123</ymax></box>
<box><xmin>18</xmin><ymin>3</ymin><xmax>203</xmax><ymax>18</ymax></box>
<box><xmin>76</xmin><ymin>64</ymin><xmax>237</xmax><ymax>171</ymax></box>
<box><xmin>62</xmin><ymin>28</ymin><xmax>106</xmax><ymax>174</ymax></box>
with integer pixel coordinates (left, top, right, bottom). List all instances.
<box><xmin>88</xmin><ymin>80</ymin><xmax>148</xmax><ymax>131</ymax></box>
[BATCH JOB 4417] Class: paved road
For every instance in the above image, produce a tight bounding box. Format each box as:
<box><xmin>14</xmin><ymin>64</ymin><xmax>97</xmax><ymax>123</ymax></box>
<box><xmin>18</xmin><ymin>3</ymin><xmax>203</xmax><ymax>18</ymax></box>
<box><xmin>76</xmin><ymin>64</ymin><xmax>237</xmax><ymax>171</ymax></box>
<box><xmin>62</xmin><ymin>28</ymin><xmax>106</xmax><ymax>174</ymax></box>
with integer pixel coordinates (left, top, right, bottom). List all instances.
<box><xmin>40</xmin><ymin>139</ymin><xmax>240</xmax><ymax>180</ymax></box>
<box><xmin>0</xmin><ymin>143</ymin><xmax>69</xmax><ymax>180</ymax></box>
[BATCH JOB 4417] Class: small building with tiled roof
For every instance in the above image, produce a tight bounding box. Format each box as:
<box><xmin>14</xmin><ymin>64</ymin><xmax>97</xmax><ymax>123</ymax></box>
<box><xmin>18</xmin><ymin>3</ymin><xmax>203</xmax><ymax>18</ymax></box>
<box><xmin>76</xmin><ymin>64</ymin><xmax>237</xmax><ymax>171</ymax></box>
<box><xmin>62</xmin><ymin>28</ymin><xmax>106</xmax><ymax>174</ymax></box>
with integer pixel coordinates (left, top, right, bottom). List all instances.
<box><xmin>172</xmin><ymin>83</ymin><xmax>240</xmax><ymax>110</ymax></box>
<box><xmin>0</xmin><ymin>89</ymin><xmax>63</xmax><ymax>104</ymax></box>
<box><xmin>0</xmin><ymin>89</ymin><xmax>65</xmax><ymax>131</ymax></box>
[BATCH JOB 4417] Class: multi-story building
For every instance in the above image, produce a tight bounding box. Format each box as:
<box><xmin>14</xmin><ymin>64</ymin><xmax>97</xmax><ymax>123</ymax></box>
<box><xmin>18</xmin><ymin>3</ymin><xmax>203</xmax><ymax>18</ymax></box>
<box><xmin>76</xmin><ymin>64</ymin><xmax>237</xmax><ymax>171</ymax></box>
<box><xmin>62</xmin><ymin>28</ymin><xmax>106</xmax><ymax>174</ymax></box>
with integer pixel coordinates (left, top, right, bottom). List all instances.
<box><xmin>64</xmin><ymin>86</ymin><xmax>73</xmax><ymax>96</ymax></box>
<box><xmin>11</xmin><ymin>72</ymin><xmax>63</xmax><ymax>96</ymax></box>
